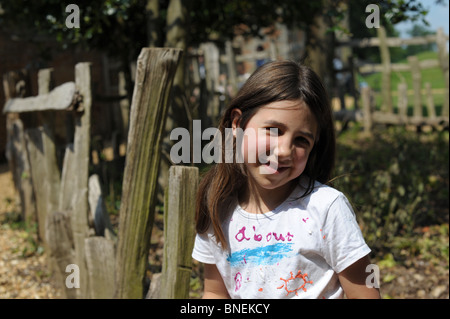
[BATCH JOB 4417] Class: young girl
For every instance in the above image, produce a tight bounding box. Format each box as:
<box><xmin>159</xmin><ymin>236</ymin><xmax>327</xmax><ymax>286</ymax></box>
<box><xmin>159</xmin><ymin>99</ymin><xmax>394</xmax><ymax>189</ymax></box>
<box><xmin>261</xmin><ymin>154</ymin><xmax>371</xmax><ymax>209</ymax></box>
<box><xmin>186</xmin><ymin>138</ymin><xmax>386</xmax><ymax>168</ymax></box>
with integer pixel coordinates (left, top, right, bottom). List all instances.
<box><xmin>192</xmin><ymin>61</ymin><xmax>380</xmax><ymax>299</ymax></box>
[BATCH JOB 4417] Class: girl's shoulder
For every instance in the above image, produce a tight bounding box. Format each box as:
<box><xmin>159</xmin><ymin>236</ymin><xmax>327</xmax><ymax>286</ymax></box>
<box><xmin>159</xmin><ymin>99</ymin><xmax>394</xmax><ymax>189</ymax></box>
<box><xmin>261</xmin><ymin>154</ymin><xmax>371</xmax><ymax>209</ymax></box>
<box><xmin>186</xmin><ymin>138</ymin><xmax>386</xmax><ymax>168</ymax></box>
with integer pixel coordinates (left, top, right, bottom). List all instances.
<box><xmin>295</xmin><ymin>176</ymin><xmax>348</xmax><ymax>208</ymax></box>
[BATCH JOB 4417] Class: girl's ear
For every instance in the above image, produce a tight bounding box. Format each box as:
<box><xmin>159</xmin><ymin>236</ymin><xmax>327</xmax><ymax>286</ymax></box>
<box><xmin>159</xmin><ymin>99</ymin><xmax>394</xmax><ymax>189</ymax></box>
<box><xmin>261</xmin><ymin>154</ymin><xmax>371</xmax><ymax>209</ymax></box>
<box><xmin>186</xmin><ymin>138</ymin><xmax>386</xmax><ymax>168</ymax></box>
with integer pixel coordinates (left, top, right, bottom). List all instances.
<box><xmin>231</xmin><ymin>108</ymin><xmax>242</xmax><ymax>137</ymax></box>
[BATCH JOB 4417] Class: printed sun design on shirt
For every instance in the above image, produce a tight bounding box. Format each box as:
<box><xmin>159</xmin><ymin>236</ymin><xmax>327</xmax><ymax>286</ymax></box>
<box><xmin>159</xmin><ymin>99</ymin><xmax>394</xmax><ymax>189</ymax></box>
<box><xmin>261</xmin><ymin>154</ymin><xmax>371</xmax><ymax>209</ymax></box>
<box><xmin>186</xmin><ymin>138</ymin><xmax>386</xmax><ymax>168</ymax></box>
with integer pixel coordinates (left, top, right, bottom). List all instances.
<box><xmin>277</xmin><ymin>269</ymin><xmax>313</xmax><ymax>296</ymax></box>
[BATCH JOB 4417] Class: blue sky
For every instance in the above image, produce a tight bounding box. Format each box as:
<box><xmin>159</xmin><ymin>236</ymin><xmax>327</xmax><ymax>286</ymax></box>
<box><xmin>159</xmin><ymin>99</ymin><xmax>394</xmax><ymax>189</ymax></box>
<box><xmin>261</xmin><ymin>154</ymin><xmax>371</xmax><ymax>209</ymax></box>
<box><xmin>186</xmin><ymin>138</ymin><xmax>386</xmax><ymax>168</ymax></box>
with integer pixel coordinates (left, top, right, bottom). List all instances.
<box><xmin>395</xmin><ymin>0</ymin><xmax>449</xmax><ymax>37</ymax></box>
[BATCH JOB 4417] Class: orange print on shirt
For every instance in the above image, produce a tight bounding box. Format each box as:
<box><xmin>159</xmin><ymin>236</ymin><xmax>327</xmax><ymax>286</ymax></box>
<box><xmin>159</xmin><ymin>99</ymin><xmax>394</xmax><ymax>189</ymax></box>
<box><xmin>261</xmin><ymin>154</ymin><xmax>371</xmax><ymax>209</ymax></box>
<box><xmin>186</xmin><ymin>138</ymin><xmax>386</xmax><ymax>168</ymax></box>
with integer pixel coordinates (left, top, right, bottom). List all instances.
<box><xmin>277</xmin><ymin>270</ymin><xmax>313</xmax><ymax>296</ymax></box>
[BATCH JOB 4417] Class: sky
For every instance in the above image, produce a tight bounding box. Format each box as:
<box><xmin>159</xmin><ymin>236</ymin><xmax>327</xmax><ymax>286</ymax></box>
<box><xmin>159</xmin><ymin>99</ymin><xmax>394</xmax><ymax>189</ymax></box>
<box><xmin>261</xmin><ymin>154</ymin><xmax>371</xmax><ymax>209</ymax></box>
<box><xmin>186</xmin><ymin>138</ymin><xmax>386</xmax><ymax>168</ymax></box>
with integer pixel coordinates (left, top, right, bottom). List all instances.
<box><xmin>395</xmin><ymin>0</ymin><xmax>449</xmax><ymax>37</ymax></box>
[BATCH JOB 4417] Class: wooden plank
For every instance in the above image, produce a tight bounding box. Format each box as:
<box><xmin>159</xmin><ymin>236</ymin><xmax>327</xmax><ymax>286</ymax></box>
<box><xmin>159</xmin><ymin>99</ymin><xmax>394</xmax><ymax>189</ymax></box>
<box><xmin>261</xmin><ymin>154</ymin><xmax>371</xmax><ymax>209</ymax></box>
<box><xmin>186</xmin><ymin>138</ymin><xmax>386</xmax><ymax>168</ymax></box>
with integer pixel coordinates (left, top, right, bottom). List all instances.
<box><xmin>159</xmin><ymin>166</ymin><xmax>198</xmax><ymax>299</ymax></box>
<box><xmin>6</xmin><ymin>119</ymin><xmax>37</xmax><ymax>224</ymax></box>
<box><xmin>38</xmin><ymin>68</ymin><xmax>54</xmax><ymax>95</ymax></box>
<box><xmin>337</xmin><ymin>34</ymin><xmax>445</xmax><ymax>48</ymax></box>
<box><xmin>408</xmin><ymin>56</ymin><xmax>423</xmax><ymax>117</ymax></box>
<box><xmin>377</xmin><ymin>26</ymin><xmax>393</xmax><ymax>113</ymax></box>
<box><xmin>3</xmin><ymin>82</ymin><xmax>78</xmax><ymax>114</ymax></box>
<box><xmin>69</xmin><ymin>62</ymin><xmax>93</xmax><ymax>298</ymax></box>
<box><xmin>201</xmin><ymin>42</ymin><xmax>220</xmax><ymax>125</ymax></box>
<box><xmin>425</xmin><ymin>82</ymin><xmax>436</xmax><ymax>118</ymax></box>
<box><xmin>359</xmin><ymin>59</ymin><xmax>440</xmax><ymax>73</ymax></box>
<box><xmin>25</xmin><ymin>127</ymin><xmax>50</xmax><ymax>243</ymax></box>
<box><xmin>3</xmin><ymin>70</ymin><xmax>36</xmax><ymax>224</ymax></box>
<box><xmin>26</xmin><ymin>69</ymin><xmax>61</xmax><ymax>245</ymax></box>
<box><xmin>436</xmin><ymin>28</ymin><xmax>449</xmax><ymax>116</ymax></box>
<box><xmin>146</xmin><ymin>273</ymin><xmax>162</xmax><ymax>299</ymax></box>
<box><xmin>45</xmin><ymin>211</ymin><xmax>76</xmax><ymax>299</ymax></box>
<box><xmin>225</xmin><ymin>40</ymin><xmax>238</xmax><ymax>96</ymax></box>
<box><xmin>398</xmin><ymin>83</ymin><xmax>408</xmax><ymax>120</ymax></box>
<box><xmin>361</xmin><ymin>86</ymin><xmax>373</xmax><ymax>133</ymax></box>
<box><xmin>114</xmin><ymin>48</ymin><xmax>182</xmax><ymax>299</ymax></box>
<box><xmin>84</xmin><ymin>236</ymin><xmax>116</xmax><ymax>299</ymax></box>
<box><xmin>372</xmin><ymin>111</ymin><xmax>448</xmax><ymax>126</ymax></box>
<box><xmin>88</xmin><ymin>174</ymin><xmax>115</xmax><ymax>237</ymax></box>
<box><xmin>59</xmin><ymin>144</ymin><xmax>76</xmax><ymax>211</ymax></box>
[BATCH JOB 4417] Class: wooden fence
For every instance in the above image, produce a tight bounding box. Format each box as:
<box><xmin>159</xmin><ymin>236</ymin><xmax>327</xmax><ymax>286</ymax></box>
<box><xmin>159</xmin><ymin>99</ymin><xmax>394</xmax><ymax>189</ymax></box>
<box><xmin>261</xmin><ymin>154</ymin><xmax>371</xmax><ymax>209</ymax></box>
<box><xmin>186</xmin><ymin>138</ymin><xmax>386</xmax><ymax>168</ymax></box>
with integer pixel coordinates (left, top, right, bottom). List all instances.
<box><xmin>186</xmin><ymin>27</ymin><xmax>448</xmax><ymax>133</ymax></box>
<box><xmin>335</xmin><ymin>26</ymin><xmax>449</xmax><ymax>132</ymax></box>
<box><xmin>3</xmin><ymin>48</ymin><xmax>199</xmax><ymax>299</ymax></box>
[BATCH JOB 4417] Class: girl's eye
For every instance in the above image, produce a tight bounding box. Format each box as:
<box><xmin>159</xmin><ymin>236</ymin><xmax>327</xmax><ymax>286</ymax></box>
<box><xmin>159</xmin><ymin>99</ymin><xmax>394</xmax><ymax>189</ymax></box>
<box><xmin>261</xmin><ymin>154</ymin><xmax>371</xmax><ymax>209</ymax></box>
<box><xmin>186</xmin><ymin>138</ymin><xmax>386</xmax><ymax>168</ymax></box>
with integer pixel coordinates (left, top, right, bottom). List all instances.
<box><xmin>295</xmin><ymin>136</ymin><xmax>310</xmax><ymax>146</ymax></box>
<box><xmin>265</xmin><ymin>127</ymin><xmax>279</xmax><ymax>135</ymax></box>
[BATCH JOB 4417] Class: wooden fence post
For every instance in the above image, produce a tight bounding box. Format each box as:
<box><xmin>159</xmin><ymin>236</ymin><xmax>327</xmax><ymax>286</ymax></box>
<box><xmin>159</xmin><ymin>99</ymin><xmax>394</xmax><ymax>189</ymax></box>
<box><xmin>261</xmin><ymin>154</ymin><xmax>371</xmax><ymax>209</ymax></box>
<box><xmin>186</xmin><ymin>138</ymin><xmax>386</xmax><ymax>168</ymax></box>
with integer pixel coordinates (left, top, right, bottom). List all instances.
<box><xmin>225</xmin><ymin>41</ymin><xmax>238</xmax><ymax>96</ymax></box>
<box><xmin>398</xmin><ymin>83</ymin><xmax>408</xmax><ymax>121</ymax></box>
<box><xmin>424</xmin><ymin>82</ymin><xmax>436</xmax><ymax>119</ymax></box>
<box><xmin>25</xmin><ymin>68</ymin><xmax>61</xmax><ymax>244</ymax></box>
<box><xmin>45</xmin><ymin>210</ymin><xmax>76</xmax><ymax>298</ymax></box>
<box><xmin>377</xmin><ymin>26</ymin><xmax>393</xmax><ymax>113</ymax></box>
<box><xmin>200</xmin><ymin>42</ymin><xmax>220</xmax><ymax>126</ymax></box>
<box><xmin>114</xmin><ymin>48</ymin><xmax>183</xmax><ymax>299</ymax></box>
<box><xmin>362</xmin><ymin>86</ymin><xmax>373</xmax><ymax>134</ymax></box>
<box><xmin>408</xmin><ymin>56</ymin><xmax>423</xmax><ymax>118</ymax></box>
<box><xmin>158</xmin><ymin>165</ymin><xmax>198</xmax><ymax>299</ymax></box>
<box><xmin>436</xmin><ymin>27</ymin><xmax>449</xmax><ymax>116</ymax></box>
<box><xmin>2</xmin><ymin>70</ymin><xmax>36</xmax><ymax>225</ymax></box>
<box><xmin>69</xmin><ymin>62</ymin><xmax>93</xmax><ymax>298</ymax></box>
<box><xmin>84</xmin><ymin>236</ymin><xmax>116</xmax><ymax>298</ymax></box>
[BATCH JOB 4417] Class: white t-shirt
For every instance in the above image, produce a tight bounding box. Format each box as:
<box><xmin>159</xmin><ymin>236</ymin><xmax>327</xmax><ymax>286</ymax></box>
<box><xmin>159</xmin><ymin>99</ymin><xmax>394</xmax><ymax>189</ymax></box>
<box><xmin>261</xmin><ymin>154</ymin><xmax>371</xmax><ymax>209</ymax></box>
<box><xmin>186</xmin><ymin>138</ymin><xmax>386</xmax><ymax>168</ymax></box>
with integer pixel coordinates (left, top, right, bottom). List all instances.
<box><xmin>192</xmin><ymin>179</ymin><xmax>371</xmax><ymax>299</ymax></box>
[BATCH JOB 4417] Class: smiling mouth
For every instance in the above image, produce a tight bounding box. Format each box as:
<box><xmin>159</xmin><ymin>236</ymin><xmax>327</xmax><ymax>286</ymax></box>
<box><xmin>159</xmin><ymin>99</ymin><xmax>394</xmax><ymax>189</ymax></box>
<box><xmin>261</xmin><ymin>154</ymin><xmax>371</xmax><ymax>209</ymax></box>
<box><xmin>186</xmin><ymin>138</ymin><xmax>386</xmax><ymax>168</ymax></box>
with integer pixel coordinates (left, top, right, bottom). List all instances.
<box><xmin>262</xmin><ymin>161</ymin><xmax>289</xmax><ymax>174</ymax></box>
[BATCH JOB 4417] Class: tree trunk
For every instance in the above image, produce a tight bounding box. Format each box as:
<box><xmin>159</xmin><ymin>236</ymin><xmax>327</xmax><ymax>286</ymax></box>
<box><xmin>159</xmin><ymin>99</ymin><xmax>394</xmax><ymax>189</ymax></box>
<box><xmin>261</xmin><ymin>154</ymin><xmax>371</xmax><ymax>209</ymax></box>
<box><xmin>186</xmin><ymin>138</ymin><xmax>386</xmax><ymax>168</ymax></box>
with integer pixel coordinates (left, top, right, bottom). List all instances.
<box><xmin>158</xmin><ymin>0</ymin><xmax>191</xmax><ymax>203</ymax></box>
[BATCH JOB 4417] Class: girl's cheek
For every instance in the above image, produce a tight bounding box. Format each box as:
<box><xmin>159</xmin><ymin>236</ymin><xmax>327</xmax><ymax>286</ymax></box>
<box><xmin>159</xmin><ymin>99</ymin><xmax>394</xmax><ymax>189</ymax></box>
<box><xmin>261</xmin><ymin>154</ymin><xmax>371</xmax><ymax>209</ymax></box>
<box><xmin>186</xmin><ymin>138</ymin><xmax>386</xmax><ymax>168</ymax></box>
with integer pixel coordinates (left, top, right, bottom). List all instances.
<box><xmin>241</xmin><ymin>129</ymin><xmax>277</xmax><ymax>164</ymax></box>
<box><xmin>296</xmin><ymin>149</ymin><xmax>310</xmax><ymax>166</ymax></box>
<box><xmin>261</xmin><ymin>136</ymin><xmax>277</xmax><ymax>159</ymax></box>
<box><xmin>242</xmin><ymin>135</ymin><xmax>258</xmax><ymax>164</ymax></box>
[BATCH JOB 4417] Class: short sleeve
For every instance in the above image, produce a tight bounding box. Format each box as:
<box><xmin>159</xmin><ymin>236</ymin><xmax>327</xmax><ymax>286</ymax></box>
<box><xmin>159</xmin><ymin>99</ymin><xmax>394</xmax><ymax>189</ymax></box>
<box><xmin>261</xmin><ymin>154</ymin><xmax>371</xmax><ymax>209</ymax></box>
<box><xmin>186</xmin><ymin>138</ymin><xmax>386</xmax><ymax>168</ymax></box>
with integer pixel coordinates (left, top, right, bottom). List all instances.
<box><xmin>321</xmin><ymin>193</ymin><xmax>371</xmax><ymax>273</ymax></box>
<box><xmin>192</xmin><ymin>232</ymin><xmax>216</xmax><ymax>264</ymax></box>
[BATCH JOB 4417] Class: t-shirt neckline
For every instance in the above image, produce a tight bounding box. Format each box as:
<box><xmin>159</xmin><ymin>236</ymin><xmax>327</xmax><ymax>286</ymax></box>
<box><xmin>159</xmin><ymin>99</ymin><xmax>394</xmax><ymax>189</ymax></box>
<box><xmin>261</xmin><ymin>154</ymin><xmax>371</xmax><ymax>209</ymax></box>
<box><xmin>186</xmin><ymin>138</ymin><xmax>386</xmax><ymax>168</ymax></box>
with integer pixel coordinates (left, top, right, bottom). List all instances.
<box><xmin>236</xmin><ymin>184</ymin><xmax>301</xmax><ymax>220</ymax></box>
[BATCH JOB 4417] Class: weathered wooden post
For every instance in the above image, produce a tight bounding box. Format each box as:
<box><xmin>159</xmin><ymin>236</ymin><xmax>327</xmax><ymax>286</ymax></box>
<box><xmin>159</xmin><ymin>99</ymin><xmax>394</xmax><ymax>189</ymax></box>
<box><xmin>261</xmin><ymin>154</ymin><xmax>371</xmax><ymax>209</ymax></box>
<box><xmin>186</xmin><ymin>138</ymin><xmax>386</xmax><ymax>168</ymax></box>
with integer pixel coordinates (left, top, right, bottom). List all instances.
<box><xmin>3</xmin><ymin>64</ymin><xmax>92</xmax><ymax>298</ymax></box>
<box><xmin>397</xmin><ymin>82</ymin><xmax>408</xmax><ymax>122</ymax></box>
<box><xmin>436</xmin><ymin>27</ymin><xmax>449</xmax><ymax>117</ymax></box>
<box><xmin>114</xmin><ymin>48</ymin><xmax>183</xmax><ymax>299</ymax></box>
<box><xmin>84</xmin><ymin>173</ymin><xmax>116</xmax><ymax>299</ymax></box>
<box><xmin>424</xmin><ymin>82</ymin><xmax>436</xmax><ymax>119</ymax></box>
<box><xmin>377</xmin><ymin>26</ymin><xmax>393</xmax><ymax>113</ymax></box>
<box><xmin>70</xmin><ymin>62</ymin><xmax>93</xmax><ymax>298</ymax></box>
<box><xmin>201</xmin><ymin>42</ymin><xmax>220</xmax><ymax>127</ymax></box>
<box><xmin>225</xmin><ymin>40</ymin><xmax>238</xmax><ymax>96</ymax></box>
<box><xmin>2</xmin><ymin>70</ymin><xmax>36</xmax><ymax>225</ymax></box>
<box><xmin>159</xmin><ymin>165</ymin><xmax>198</xmax><ymax>298</ymax></box>
<box><xmin>362</xmin><ymin>86</ymin><xmax>373</xmax><ymax>134</ymax></box>
<box><xmin>25</xmin><ymin>68</ymin><xmax>61</xmax><ymax>244</ymax></box>
<box><xmin>408</xmin><ymin>56</ymin><xmax>423</xmax><ymax>119</ymax></box>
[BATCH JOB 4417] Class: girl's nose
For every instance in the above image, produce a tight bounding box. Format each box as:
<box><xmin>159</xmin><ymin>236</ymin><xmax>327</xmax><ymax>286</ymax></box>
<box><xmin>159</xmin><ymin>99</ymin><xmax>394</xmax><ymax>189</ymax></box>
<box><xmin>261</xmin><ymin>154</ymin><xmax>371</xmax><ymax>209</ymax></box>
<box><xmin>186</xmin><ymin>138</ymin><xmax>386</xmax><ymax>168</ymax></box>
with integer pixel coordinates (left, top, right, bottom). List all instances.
<box><xmin>273</xmin><ymin>137</ymin><xmax>293</xmax><ymax>160</ymax></box>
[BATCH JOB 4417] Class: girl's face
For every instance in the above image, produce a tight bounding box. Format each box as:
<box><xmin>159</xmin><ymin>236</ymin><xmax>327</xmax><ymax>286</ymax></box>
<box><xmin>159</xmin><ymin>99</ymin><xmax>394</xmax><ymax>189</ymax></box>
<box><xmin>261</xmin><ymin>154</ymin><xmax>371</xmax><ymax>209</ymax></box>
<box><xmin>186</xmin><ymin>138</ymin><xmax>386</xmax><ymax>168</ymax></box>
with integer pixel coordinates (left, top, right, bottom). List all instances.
<box><xmin>232</xmin><ymin>100</ymin><xmax>318</xmax><ymax>194</ymax></box>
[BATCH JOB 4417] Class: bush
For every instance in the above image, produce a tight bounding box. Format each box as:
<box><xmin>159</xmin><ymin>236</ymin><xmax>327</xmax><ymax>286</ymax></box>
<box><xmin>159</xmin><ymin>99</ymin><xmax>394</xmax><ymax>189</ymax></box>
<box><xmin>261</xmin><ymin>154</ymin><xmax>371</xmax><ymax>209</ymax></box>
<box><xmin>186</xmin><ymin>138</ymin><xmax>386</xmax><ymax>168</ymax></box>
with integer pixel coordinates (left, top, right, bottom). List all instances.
<box><xmin>333</xmin><ymin>125</ymin><xmax>449</xmax><ymax>256</ymax></box>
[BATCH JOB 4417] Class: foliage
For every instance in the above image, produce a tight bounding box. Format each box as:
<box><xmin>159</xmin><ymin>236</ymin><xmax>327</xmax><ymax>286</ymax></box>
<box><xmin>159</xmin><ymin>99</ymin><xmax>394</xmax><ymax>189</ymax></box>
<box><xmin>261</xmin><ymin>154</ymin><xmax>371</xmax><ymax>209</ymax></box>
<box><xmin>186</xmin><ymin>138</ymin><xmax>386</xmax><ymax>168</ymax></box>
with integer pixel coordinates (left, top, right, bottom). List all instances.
<box><xmin>0</xmin><ymin>0</ymin><xmax>148</xmax><ymax>63</ymax></box>
<box><xmin>334</xmin><ymin>125</ymin><xmax>449</xmax><ymax>257</ymax></box>
<box><xmin>348</xmin><ymin>0</ymin><xmax>446</xmax><ymax>63</ymax></box>
<box><xmin>187</xmin><ymin>0</ymin><xmax>322</xmax><ymax>45</ymax></box>
<box><xmin>0</xmin><ymin>0</ymin><xmax>440</xmax><ymax>61</ymax></box>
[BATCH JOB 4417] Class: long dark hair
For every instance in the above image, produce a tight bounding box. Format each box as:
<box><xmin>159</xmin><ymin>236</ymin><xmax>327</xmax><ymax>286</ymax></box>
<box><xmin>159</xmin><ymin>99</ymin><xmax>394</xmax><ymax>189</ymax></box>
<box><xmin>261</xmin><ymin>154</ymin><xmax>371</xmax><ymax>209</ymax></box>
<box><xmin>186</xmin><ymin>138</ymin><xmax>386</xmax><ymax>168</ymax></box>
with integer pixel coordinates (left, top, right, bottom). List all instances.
<box><xmin>195</xmin><ymin>61</ymin><xmax>336</xmax><ymax>249</ymax></box>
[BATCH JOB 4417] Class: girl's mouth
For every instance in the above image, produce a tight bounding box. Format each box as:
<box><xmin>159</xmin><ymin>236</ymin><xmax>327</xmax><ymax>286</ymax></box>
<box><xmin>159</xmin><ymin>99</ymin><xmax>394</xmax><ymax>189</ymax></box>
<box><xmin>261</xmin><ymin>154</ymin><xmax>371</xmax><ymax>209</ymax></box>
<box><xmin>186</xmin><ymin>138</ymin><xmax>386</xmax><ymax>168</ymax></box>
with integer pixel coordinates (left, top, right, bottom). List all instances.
<box><xmin>261</xmin><ymin>161</ymin><xmax>289</xmax><ymax>174</ymax></box>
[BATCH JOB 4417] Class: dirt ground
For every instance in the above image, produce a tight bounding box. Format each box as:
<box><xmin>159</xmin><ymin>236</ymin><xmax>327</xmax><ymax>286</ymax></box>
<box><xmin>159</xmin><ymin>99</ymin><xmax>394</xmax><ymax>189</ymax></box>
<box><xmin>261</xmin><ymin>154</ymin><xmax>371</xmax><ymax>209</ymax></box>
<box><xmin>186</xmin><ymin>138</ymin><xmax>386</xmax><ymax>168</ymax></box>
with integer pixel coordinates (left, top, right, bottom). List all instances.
<box><xmin>0</xmin><ymin>164</ymin><xmax>62</xmax><ymax>298</ymax></box>
<box><xmin>0</xmin><ymin>163</ymin><xmax>448</xmax><ymax>299</ymax></box>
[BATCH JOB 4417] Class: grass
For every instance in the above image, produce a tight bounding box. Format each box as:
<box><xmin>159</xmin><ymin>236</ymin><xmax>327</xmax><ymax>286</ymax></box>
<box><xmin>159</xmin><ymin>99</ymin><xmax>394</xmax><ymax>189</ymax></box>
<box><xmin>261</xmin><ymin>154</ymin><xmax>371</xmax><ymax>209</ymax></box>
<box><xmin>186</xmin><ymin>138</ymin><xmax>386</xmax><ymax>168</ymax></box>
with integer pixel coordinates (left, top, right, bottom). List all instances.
<box><xmin>362</xmin><ymin>51</ymin><xmax>446</xmax><ymax>91</ymax></box>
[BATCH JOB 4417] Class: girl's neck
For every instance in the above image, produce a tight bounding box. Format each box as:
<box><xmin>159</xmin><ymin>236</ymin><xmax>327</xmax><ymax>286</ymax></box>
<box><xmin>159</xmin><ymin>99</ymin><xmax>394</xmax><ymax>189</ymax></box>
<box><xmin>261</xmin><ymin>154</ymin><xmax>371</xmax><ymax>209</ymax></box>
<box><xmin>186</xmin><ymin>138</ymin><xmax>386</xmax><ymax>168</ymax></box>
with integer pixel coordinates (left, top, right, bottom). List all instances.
<box><xmin>239</xmin><ymin>180</ymin><xmax>296</xmax><ymax>214</ymax></box>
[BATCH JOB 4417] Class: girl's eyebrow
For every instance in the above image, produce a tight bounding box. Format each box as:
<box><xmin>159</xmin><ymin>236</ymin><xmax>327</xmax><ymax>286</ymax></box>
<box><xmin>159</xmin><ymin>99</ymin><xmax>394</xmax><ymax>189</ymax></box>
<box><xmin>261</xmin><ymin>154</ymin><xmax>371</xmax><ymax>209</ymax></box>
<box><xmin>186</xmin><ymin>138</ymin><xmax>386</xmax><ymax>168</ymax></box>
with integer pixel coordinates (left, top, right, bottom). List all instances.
<box><xmin>263</xmin><ymin>120</ymin><xmax>316</xmax><ymax>141</ymax></box>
